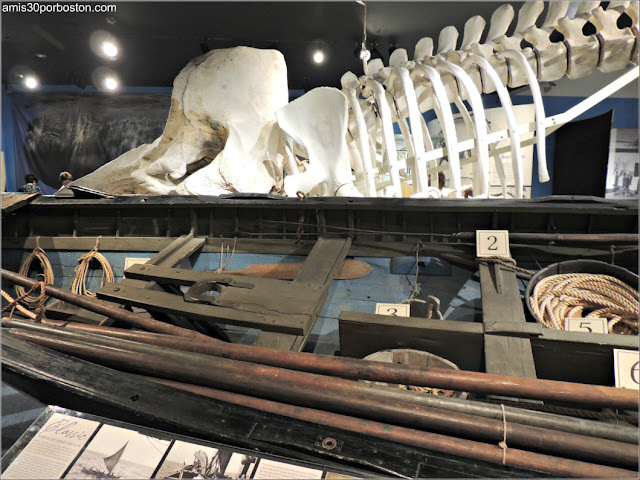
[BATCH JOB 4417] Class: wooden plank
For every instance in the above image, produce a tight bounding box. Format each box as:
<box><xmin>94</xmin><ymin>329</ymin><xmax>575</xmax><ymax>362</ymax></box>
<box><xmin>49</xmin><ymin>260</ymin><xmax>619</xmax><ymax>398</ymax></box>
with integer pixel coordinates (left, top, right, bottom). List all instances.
<box><xmin>1</xmin><ymin>193</ymin><xmax>39</xmax><ymax>214</ymax></box>
<box><xmin>125</xmin><ymin>265</ymin><xmax>317</xmax><ymax>316</ymax></box>
<box><xmin>294</xmin><ymin>237</ymin><xmax>352</xmax><ymax>286</ymax></box>
<box><xmin>2</xmin><ymin>236</ymin><xmax>174</xmax><ymax>252</ymax></box>
<box><xmin>254</xmin><ymin>237</ymin><xmax>351</xmax><ymax>352</ymax></box>
<box><xmin>98</xmin><ymin>283</ymin><xmax>308</xmax><ymax>335</ymax></box>
<box><xmin>339</xmin><ymin>311</ymin><xmax>484</xmax><ymax>371</ymax></box>
<box><xmin>479</xmin><ymin>263</ymin><xmax>537</xmax><ymax>379</ymax></box>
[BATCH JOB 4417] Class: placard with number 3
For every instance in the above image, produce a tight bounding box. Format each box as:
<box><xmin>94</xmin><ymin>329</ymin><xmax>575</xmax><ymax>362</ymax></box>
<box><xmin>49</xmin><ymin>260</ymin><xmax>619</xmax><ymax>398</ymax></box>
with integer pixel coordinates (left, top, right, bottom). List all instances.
<box><xmin>375</xmin><ymin>303</ymin><xmax>410</xmax><ymax>317</ymax></box>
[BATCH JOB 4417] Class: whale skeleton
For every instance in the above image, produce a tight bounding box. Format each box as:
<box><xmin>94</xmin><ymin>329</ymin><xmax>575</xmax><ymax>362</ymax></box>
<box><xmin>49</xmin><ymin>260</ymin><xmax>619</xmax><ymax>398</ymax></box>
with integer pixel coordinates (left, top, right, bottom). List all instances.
<box><xmin>73</xmin><ymin>1</ymin><xmax>639</xmax><ymax>199</ymax></box>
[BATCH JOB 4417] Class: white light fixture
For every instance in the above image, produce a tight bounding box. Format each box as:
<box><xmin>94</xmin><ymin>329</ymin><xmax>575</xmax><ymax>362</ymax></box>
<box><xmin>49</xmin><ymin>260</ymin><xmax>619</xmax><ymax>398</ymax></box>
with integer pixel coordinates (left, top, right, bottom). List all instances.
<box><xmin>104</xmin><ymin>76</ymin><xmax>119</xmax><ymax>90</ymax></box>
<box><xmin>313</xmin><ymin>50</ymin><xmax>324</xmax><ymax>64</ymax></box>
<box><xmin>102</xmin><ymin>41</ymin><xmax>118</xmax><ymax>58</ymax></box>
<box><xmin>24</xmin><ymin>76</ymin><xmax>39</xmax><ymax>89</ymax></box>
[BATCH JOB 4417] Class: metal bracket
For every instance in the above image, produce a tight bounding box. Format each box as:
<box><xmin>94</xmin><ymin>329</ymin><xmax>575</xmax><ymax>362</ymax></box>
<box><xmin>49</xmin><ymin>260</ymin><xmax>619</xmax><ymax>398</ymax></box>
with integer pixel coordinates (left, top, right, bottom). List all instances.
<box><xmin>183</xmin><ymin>279</ymin><xmax>254</xmax><ymax>305</ymax></box>
<box><xmin>424</xmin><ymin>295</ymin><xmax>444</xmax><ymax>320</ymax></box>
<box><xmin>315</xmin><ymin>435</ymin><xmax>343</xmax><ymax>453</ymax></box>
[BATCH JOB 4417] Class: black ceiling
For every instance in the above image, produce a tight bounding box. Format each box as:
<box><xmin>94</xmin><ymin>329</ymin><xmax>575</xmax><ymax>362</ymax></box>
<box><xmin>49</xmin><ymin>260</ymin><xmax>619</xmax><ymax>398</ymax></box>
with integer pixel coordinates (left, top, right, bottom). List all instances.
<box><xmin>4</xmin><ymin>1</ymin><xmax>519</xmax><ymax>91</ymax></box>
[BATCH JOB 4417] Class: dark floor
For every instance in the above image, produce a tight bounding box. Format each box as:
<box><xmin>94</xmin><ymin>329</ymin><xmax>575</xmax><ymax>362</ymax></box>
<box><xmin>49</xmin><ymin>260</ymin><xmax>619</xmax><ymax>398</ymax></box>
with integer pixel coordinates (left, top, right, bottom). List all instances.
<box><xmin>1</xmin><ymin>382</ymin><xmax>47</xmax><ymax>456</ymax></box>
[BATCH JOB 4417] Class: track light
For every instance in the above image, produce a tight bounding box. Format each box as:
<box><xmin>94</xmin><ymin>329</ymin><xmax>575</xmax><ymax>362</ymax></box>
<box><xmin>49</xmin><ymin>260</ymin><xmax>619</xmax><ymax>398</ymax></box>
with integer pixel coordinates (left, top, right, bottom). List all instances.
<box><xmin>104</xmin><ymin>76</ymin><xmax>119</xmax><ymax>90</ymax></box>
<box><xmin>24</xmin><ymin>75</ymin><xmax>39</xmax><ymax>89</ymax></box>
<box><xmin>102</xmin><ymin>41</ymin><xmax>118</xmax><ymax>58</ymax></box>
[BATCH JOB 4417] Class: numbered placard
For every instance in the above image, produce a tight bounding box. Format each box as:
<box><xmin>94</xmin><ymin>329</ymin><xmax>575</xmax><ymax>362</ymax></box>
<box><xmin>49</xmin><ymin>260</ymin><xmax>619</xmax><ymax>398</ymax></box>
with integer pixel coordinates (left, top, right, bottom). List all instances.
<box><xmin>376</xmin><ymin>303</ymin><xmax>410</xmax><ymax>317</ymax></box>
<box><xmin>476</xmin><ymin>230</ymin><xmax>510</xmax><ymax>258</ymax></box>
<box><xmin>565</xmin><ymin>318</ymin><xmax>608</xmax><ymax>334</ymax></box>
<box><xmin>613</xmin><ymin>349</ymin><xmax>639</xmax><ymax>390</ymax></box>
<box><xmin>124</xmin><ymin>257</ymin><xmax>150</xmax><ymax>270</ymax></box>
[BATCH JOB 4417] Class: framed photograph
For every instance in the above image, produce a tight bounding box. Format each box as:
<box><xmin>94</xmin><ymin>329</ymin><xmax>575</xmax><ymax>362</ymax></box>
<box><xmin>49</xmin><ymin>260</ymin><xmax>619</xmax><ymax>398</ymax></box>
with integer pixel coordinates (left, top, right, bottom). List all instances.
<box><xmin>605</xmin><ymin>128</ymin><xmax>639</xmax><ymax>199</ymax></box>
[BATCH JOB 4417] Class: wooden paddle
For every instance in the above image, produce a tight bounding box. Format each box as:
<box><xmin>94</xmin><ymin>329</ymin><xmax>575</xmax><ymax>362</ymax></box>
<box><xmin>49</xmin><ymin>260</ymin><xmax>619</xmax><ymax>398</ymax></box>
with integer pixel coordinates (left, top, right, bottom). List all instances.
<box><xmin>221</xmin><ymin>259</ymin><xmax>372</xmax><ymax>280</ymax></box>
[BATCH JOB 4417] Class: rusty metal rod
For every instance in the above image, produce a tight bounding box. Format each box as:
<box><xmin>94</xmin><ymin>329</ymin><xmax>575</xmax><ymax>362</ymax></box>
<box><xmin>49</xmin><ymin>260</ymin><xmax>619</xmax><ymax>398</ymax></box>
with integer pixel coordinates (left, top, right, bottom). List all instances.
<box><xmin>18</xmin><ymin>318</ymin><xmax>639</xmax><ymax>446</ymax></box>
<box><xmin>1</xmin><ymin>268</ymin><xmax>211</xmax><ymax>340</ymax></box>
<box><xmin>149</xmin><ymin>376</ymin><xmax>637</xmax><ymax>478</ymax></box>
<box><xmin>452</xmin><ymin>232</ymin><xmax>639</xmax><ymax>243</ymax></box>
<box><xmin>7</xmin><ymin>326</ymin><xmax>637</xmax><ymax>469</ymax></box>
<box><xmin>5</xmin><ymin>313</ymin><xmax>634</xmax><ymax>411</ymax></box>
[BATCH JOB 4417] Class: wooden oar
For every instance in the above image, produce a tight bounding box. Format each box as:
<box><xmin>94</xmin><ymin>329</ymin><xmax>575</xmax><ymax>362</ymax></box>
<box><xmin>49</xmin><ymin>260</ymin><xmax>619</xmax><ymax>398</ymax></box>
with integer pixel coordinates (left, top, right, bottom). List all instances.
<box><xmin>221</xmin><ymin>259</ymin><xmax>372</xmax><ymax>280</ymax></box>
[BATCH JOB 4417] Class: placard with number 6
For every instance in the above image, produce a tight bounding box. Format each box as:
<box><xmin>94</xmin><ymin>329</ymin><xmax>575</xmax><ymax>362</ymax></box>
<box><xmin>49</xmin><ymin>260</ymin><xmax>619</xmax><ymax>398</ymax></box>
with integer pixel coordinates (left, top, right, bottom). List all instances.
<box><xmin>613</xmin><ymin>349</ymin><xmax>639</xmax><ymax>390</ymax></box>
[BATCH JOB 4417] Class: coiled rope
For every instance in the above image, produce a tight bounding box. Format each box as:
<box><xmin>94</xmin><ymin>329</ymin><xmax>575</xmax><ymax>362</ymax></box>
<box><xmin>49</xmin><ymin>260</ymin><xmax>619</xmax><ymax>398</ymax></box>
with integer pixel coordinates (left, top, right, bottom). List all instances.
<box><xmin>1</xmin><ymin>290</ymin><xmax>37</xmax><ymax>319</ymax></box>
<box><xmin>2</xmin><ymin>282</ymin><xmax>45</xmax><ymax>321</ymax></box>
<box><xmin>71</xmin><ymin>236</ymin><xmax>114</xmax><ymax>297</ymax></box>
<box><xmin>15</xmin><ymin>237</ymin><xmax>54</xmax><ymax>309</ymax></box>
<box><xmin>529</xmin><ymin>273</ymin><xmax>639</xmax><ymax>335</ymax></box>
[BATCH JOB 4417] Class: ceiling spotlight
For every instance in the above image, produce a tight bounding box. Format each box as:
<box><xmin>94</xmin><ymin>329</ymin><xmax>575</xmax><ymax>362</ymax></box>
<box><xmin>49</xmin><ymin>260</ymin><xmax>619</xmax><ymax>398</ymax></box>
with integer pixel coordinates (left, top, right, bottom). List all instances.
<box><xmin>104</xmin><ymin>76</ymin><xmax>119</xmax><ymax>90</ymax></box>
<box><xmin>24</xmin><ymin>76</ymin><xmax>39</xmax><ymax>89</ymax></box>
<box><xmin>102</xmin><ymin>41</ymin><xmax>118</xmax><ymax>58</ymax></box>
<box><xmin>313</xmin><ymin>50</ymin><xmax>324</xmax><ymax>64</ymax></box>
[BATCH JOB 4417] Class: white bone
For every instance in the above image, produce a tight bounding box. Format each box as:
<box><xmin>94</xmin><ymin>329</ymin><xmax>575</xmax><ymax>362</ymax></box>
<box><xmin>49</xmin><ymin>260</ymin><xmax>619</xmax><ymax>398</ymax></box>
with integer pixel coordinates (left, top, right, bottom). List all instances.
<box><xmin>437</xmin><ymin>26</ymin><xmax>459</xmax><ymax>55</ymax></box>
<box><xmin>556</xmin><ymin>13</ymin><xmax>601</xmax><ymax>79</ymax></box>
<box><xmin>523</xmin><ymin>27</ymin><xmax>568</xmax><ymax>82</ymax></box>
<box><xmin>435</xmin><ymin>59</ymin><xmax>490</xmax><ymax>197</ymax></box>
<box><xmin>460</xmin><ymin>15</ymin><xmax>487</xmax><ymax>51</ymax></box>
<box><xmin>277</xmin><ymin>87</ymin><xmax>361</xmax><ymax>197</ymax></box>
<box><xmin>409</xmin><ymin>63</ymin><xmax>462</xmax><ymax>196</ymax></box>
<box><xmin>386</xmin><ymin>65</ymin><xmax>431</xmax><ymax>193</ymax></box>
<box><xmin>75</xmin><ymin>47</ymin><xmax>288</xmax><ymax>196</ymax></box>
<box><xmin>523</xmin><ymin>2</ymin><xmax>571</xmax><ymax>82</ymax></box>
<box><xmin>493</xmin><ymin>2</ymin><xmax>543</xmax><ymax>87</ymax></box>
<box><xmin>590</xmin><ymin>6</ymin><xmax>636</xmax><ymax>72</ymax></box>
<box><xmin>496</xmin><ymin>49</ymin><xmax>549</xmax><ymax>183</ymax></box>
<box><xmin>465</xmin><ymin>54</ymin><xmax>523</xmax><ymax>199</ymax></box>
<box><xmin>341</xmin><ymin>72</ymin><xmax>377</xmax><ymax>196</ymax></box>
<box><xmin>282</xmin><ymin>135</ymin><xmax>299</xmax><ymax>176</ymax></box>
<box><xmin>367</xmin><ymin>58</ymin><xmax>385</xmax><ymax>75</ymax></box>
<box><xmin>575</xmin><ymin>2</ymin><xmax>602</xmax><ymax>17</ymax></box>
<box><xmin>414</xmin><ymin>37</ymin><xmax>434</xmax><ymax>61</ymax></box>
<box><xmin>469</xmin><ymin>4</ymin><xmax>513</xmax><ymax>93</ymax></box>
<box><xmin>389</xmin><ymin>48</ymin><xmax>409</xmax><ymax>67</ymax></box>
<box><xmin>363</xmin><ymin>77</ymin><xmax>402</xmax><ymax>197</ymax></box>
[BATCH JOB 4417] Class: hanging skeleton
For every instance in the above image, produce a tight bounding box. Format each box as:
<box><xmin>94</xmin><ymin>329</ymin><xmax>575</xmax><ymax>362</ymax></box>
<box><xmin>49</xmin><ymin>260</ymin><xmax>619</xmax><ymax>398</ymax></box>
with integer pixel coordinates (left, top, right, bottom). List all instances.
<box><xmin>73</xmin><ymin>1</ymin><xmax>639</xmax><ymax>199</ymax></box>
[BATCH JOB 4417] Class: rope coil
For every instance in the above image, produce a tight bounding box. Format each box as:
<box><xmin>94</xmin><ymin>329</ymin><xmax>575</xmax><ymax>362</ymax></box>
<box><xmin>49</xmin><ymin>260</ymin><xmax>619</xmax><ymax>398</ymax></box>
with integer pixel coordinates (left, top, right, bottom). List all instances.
<box><xmin>15</xmin><ymin>237</ymin><xmax>54</xmax><ymax>309</ymax></box>
<box><xmin>529</xmin><ymin>273</ymin><xmax>639</xmax><ymax>335</ymax></box>
<box><xmin>70</xmin><ymin>236</ymin><xmax>114</xmax><ymax>297</ymax></box>
<box><xmin>2</xmin><ymin>282</ymin><xmax>46</xmax><ymax>321</ymax></box>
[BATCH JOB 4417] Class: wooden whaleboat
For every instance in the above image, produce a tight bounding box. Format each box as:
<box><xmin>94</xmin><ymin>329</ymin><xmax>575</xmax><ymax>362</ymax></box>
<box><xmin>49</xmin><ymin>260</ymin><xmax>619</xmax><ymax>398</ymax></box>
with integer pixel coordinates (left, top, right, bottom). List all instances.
<box><xmin>2</xmin><ymin>193</ymin><xmax>639</xmax><ymax>478</ymax></box>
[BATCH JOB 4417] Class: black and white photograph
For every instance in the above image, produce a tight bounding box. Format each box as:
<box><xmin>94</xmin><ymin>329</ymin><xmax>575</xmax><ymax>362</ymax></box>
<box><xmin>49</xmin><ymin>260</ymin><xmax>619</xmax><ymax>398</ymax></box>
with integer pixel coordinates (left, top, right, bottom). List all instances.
<box><xmin>64</xmin><ymin>424</ymin><xmax>170</xmax><ymax>479</ymax></box>
<box><xmin>605</xmin><ymin>128</ymin><xmax>639</xmax><ymax>199</ymax></box>
<box><xmin>154</xmin><ymin>440</ymin><xmax>236</xmax><ymax>479</ymax></box>
<box><xmin>222</xmin><ymin>452</ymin><xmax>258</xmax><ymax>479</ymax></box>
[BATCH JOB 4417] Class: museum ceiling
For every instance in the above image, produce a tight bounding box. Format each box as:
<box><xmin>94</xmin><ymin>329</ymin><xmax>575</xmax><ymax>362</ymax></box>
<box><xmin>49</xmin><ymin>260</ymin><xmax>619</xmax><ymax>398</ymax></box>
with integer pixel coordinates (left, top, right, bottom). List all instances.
<box><xmin>3</xmin><ymin>1</ymin><xmax>514</xmax><ymax>91</ymax></box>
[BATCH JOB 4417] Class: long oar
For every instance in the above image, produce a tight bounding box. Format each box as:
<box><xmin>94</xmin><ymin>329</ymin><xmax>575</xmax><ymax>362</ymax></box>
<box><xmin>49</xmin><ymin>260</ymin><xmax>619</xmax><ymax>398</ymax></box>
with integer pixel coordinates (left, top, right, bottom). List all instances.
<box><xmin>218</xmin><ymin>259</ymin><xmax>372</xmax><ymax>280</ymax></box>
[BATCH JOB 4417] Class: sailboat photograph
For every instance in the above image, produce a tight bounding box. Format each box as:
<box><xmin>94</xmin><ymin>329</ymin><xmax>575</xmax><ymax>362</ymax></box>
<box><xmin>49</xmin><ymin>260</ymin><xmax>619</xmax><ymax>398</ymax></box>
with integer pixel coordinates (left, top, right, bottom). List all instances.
<box><xmin>65</xmin><ymin>425</ymin><xmax>170</xmax><ymax>479</ymax></box>
<box><xmin>81</xmin><ymin>441</ymin><xmax>128</xmax><ymax>479</ymax></box>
